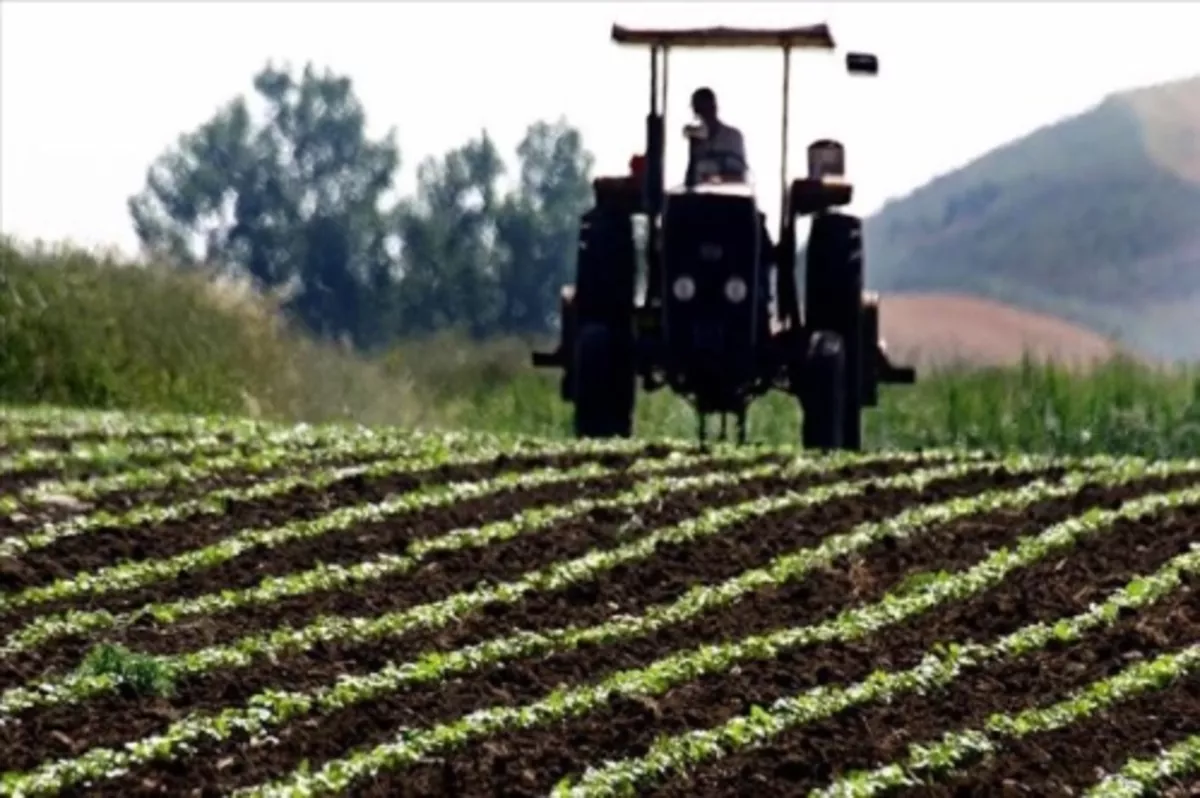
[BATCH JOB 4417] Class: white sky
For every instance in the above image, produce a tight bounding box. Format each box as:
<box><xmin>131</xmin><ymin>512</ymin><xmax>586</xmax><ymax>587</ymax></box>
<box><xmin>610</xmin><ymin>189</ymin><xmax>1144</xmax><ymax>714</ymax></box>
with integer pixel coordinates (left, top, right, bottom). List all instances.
<box><xmin>2</xmin><ymin>1</ymin><xmax>1198</xmax><ymax>256</ymax></box>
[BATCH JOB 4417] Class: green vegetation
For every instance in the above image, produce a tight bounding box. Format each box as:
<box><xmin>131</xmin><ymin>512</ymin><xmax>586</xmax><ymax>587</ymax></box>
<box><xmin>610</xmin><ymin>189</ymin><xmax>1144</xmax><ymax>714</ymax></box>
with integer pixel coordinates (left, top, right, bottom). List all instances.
<box><xmin>866</xmin><ymin>74</ymin><xmax>1200</xmax><ymax>360</ymax></box>
<box><xmin>6</xmin><ymin>54</ymin><xmax>1200</xmax><ymax>795</ymax></box>
<box><xmin>7</xmin><ymin>237</ymin><xmax>1200</xmax><ymax>458</ymax></box>
<box><xmin>1</xmin><ymin>411</ymin><xmax>1198</xmax><ymax>794</ymax></box>
<box><xmin>0</xmin><ymin>237</ymin><xmax>425</xmax><ymax>427</ymax></box>
<box><xmin>76</xmin><ymin>644</ymin><xmax>177</xmax><ymax>698</ymax></box>
<box><xmin>6</xmin><ymin>62</ymin><xmax>1200</xmax><ymax>457</ymax></box>
<box><xmin>564</xmin><ymin>519</ymin><xmax>1200</xmax><ymax>797</ymax></box>
<box><xmin>124</xmin><ymin>59</ymin><xmax>1198</xmax><ymax>362</ymax></box>
<box><xmin>127</xmin><ymin>61</ymin><xmax>592</xmax><ymax>351</ymax></box>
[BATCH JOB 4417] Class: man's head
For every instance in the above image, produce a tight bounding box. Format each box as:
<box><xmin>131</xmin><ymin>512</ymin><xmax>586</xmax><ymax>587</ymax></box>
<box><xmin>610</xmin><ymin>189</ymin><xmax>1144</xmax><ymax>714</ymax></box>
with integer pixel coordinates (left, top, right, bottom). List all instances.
<box><xmin>691</xmin><ymin>87</ymin><xmax>718</xmax><ymax>124</ymax></box>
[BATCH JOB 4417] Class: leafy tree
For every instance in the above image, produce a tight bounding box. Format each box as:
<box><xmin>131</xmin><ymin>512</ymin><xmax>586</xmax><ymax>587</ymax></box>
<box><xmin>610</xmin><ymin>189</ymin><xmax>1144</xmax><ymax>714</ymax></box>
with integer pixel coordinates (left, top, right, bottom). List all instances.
<box><xmin>128</xmin><ymin>62</ymin><xmax>400</xmax><ymax>348</ymax></box>
<box><xmin>394</xmin><ymin>119</ymin><xmax>594</xmax><ymax>339</ymax></box>
<box><xmin>130</xmin><ymin>59</ymin><xmax>598</xmax><ymax>348</ymax></box>
<box><xmin>492</xmin><ymin>119</ymin><xmax>595</xmax><ymax>336</ymax></box>
<box><xmin>393</xmin><ymin>132</ymin><xmax>507</xmax><ymax>338</ymax></box>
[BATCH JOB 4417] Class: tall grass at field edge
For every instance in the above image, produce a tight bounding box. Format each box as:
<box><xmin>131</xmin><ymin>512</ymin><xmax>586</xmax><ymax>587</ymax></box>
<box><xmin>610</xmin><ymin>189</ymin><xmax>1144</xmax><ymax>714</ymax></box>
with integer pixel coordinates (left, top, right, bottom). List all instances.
<box><xmin>4</xmin><ymin>235</ymin><xmax>1200</xmax><ymax>457</ymax></box>
<box><xmin>0</xmin><ymin>237</ymin><xmax>429</xmax><ymax>428</ymax></box>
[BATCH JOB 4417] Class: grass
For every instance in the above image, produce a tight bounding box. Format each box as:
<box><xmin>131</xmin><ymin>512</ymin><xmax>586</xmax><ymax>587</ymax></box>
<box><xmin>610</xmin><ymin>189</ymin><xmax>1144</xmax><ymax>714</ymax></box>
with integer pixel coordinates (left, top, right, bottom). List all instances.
<box><xmin>412</xmin><ymin>349</ymin><xmax>1200</xmax><ymax>457</ymax></box>
<box><xmin>4</xmin><ymin>235</ymin><xmax>1200</xmax><ymax>457</ymax></box>
<box><xmin>0</xmin><ymin>237</ymin><xmax>426</xmax><ymax>428</ymax></box>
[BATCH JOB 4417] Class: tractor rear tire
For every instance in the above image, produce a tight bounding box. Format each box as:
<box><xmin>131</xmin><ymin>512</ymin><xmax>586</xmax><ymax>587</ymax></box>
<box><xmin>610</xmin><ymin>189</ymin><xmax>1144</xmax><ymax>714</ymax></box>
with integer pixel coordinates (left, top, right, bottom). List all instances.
<box><xmin>805</xmin><ymin>212</ymin><xmax>865</xmax><ymax>449</ymax></box>
<box><xmin>573</xmin><ymin>323</ymin><xmax>635</xmax><ymax>438</ymax></box>
<box><xmin>800</xmin><ymin>330</ymin><xmax>846</xmax><ymax>451</ymax></box>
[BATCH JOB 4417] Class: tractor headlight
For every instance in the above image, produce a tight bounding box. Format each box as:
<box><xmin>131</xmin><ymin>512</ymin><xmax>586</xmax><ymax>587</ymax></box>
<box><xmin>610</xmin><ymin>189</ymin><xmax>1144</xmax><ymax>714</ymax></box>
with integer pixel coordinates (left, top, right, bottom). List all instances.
<box><xmin>724</xmin><ymin>276</ymin><xmax>748</xmax><ymax>304</ymax></box>
<box><xmin>672</xmin><ymin>275</ymin><xmax>696</xmax><ymax>302</ymax></box>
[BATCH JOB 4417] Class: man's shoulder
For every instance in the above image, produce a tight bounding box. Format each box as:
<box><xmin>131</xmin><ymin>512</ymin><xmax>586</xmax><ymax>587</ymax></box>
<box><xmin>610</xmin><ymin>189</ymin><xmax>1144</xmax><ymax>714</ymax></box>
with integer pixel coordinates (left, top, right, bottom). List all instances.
<box><xmin>710</xmin><ymin>121</ymin><xmax>744</xmax><ymax>146</ymax></box>
<box><xmin>716</xmin><ymin>121</ymin><xmax>744</xmax><ymax>139</ymax></box>
<box><xmin>714</xmin><ymin>122</ymin><xmax>745</xmax><ymax>156</ymax></box>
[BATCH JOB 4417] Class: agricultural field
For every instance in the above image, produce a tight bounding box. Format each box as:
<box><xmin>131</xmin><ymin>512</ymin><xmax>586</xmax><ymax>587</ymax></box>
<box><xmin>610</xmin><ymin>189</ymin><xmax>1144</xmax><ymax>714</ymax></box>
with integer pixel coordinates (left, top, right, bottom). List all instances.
<box><xmin>0</xmin><ymin>404</ymin><xmax>1197</xmax><ymax>797</ymax></box>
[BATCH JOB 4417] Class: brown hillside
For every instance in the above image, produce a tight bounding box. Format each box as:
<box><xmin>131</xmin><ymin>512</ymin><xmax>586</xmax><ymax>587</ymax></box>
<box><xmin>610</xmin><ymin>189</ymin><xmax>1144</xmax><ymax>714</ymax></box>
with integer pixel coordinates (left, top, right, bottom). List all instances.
<box><xmin>877</xmin><ymin>293</ymin><xmax>1130</xmax><ymax>369</ymax></box>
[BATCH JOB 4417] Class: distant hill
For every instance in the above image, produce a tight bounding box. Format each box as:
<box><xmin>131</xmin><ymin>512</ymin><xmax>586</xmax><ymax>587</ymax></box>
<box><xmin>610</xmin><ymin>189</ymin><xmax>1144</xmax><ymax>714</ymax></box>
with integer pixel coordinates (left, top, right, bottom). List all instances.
<box><xmin>863</xmin><ymin>74</ymin><xmax>1200</xmax><ymax>361</ymax></box>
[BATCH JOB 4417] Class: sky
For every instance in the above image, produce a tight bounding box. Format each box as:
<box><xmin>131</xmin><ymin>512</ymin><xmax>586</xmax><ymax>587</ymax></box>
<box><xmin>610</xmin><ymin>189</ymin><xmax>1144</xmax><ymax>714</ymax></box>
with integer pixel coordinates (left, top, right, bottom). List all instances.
<box><xmin>2</xmin><ymin>1</ymin><xmax>1199</xmax><ymax>256</ymax></box>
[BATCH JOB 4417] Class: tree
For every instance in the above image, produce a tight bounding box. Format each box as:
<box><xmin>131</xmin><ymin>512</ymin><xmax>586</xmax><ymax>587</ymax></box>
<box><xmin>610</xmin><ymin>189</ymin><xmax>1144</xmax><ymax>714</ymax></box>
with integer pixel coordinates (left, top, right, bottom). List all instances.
<box><xmin>128</xmin><ymin>62</ymin><xmax>401</xmax><ymax>348</ymax></box>
<box><xmin>393</xmin><ymin>119</ymin><xmax>594</xmax><ymax>340</ymax></box>
<box><xmin>393</xmin><ymin>132</ymin><xmax>507</xmax><ymax>338</ymax></box>
<box><xmin>492</xmin><ymin>118</ymin><xmax>595</xmax><ymax>336</ymax></box>
<box><xmin>131</xmin><ymin>58</ymin><xmax>599</xmax><ymax>347</ymax></box>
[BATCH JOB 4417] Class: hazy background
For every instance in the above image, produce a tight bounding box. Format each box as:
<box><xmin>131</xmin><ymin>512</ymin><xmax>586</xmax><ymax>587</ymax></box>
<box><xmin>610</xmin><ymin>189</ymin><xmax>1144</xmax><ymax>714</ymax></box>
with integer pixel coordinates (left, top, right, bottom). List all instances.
<box><xmin>5</xmin><ymin>1</ymin><xmax>1199</xmax><ymax>253</ymax></box>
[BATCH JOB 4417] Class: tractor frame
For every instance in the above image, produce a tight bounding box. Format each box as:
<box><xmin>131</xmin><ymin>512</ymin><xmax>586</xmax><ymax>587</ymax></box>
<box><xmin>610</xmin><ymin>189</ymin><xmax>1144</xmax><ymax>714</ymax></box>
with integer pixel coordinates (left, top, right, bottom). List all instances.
<box><xmin>532</xmin><ymin>22</ymin><xmax>915</xmax><ymax>448</ymax></box>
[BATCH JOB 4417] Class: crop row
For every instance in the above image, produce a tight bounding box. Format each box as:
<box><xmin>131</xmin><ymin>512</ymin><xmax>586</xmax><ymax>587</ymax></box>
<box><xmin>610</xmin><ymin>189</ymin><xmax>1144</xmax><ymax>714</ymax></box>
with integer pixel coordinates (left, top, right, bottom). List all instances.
<box><xmin>0</xmin><ymin>452</ymin><xmax>1192</xmax><ymax>794</ymax></box>
<box><xmin>0</xmin><ymin>425</ymin><xmax>279</xmax><ymax>479</ymax></box>
<box><xmin>0</xmin><ymin>439</ymin><xmax>924</xmax><ymax>663</ymax></box>
<box><xmin>0</xmin><ymin>416</ymin><xmax>618</xmax><ymax>487</ymax></box>
<box><xmin>1</xmin><ymin>429</ymin><xmax>397</xmax><ymax>520</ymax></box>
<box><xmin>14</xmin><ymin>461</ymin><xmax>1100</xmax><ymax>778</ymax></box>
<box><xmin>0</xmin><ymin>424</ymin><xmax>464</xmax><ymax>520</ymax></box>
<box><xmin>1086</xmin><ymin>735</ymin><xmax>1200</xmax><ymax>797</ymax></box>
<box><xmin>0</xmin><ymin>409</ymin><xmax>293</xmax><ymax>469</ymax></box>
<box><xmin>1</xmin><ymin>420</ymin><xmax>1197</xmax><ymax>795</ymax></box>
<box><xmin>0</xmin><ymin>403</ymin><xmax>693</xmax><ymax>486</ymax></box>
<box><xmin>0</xmin><ymin>427</ymin><xmax>715</xmax><ymax>561</ymax></box>
<box><xmin>560</xmin><ymin>496</ymin><xmax>1200</xmax><ymax>796</ymax></box>
<box><xmin>0</xmin><ymin>405</ymin><xmax>282</xmax><ymax>444</ymax></box>
<box><xmin>0</xmin><ymin>413</ymin><xmax>807</xmax><ymax>530</ymax></box>
<box><xmin>232</xmin><ymin>475</ymin><xmax>1200</xmax><ymax>798</ymax></box>
<box><xmin>0</xmin><ymin>448</ymin><xmax>935</xmax><ymax>709</ymax></box>
<box><xmin>0</xmin><ymin>430</ymin><xmax>468</xmax><ymax>556</ymax></box>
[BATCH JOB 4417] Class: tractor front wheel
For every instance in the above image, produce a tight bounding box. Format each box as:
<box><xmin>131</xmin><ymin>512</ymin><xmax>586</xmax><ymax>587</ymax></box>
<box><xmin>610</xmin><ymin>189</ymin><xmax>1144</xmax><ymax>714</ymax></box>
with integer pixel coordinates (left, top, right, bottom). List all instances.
<box><xmin>573</xmin><ymin>323</ymin><xmax>635</xmax><ymax>438</ymax></box>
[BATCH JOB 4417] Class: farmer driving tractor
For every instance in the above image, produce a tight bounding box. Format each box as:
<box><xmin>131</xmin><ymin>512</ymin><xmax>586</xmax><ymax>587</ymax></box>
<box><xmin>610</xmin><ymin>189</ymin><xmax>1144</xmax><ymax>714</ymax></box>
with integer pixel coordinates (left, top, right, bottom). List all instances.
<box><xmin>685</xmin><ymin>87</ymin><xmax>748</xmax><ymax>185</ymax></box>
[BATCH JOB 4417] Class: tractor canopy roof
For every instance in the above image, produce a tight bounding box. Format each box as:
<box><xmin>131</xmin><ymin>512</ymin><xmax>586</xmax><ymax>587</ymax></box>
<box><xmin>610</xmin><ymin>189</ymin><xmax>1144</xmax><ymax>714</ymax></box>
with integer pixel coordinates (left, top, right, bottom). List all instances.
<box><xmin>610</xmin><ymin>23</ymin><xmax>836</xmax><ymax>50</ymax></box>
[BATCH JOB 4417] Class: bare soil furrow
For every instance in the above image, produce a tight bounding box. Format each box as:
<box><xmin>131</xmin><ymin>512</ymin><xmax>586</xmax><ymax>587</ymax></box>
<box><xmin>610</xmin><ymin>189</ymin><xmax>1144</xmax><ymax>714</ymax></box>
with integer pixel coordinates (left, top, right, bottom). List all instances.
<box><xmin>332</xmin><ymin>487</ymin><xmax>1200</xmax><ymax>797</ymax></box>
<box><xmin>0</xmin><ymin>476</ymin><xmax>262</xmax><ymax>536</ymax></box>
<box><xmin>444</xmin><ymin>466</ymin><xmax>1059</xmax><ymax>643</ymax></box>
<box><xmin>0</xmin><ymin>470</ymin><xmax>649</xmax><ymax>641</ymax></box>
<box><xmin>0</xmin><ymin>468</ymin><xmax>72</xmax><ymax>491</ymax></box>
<box><xmin>91</xmin><ymin>463</ymin><xmax>734</xmax><ymax>614</ymax></box>
<box><xmin>0</xmin><ymin>448</ymin><xmax>655</xmax><ymax>604</ymax></box>
<box><xmin>2</xmin><ymin>457</ymin><xmax>903</xmax><ymax>689</ymax></box>
<box><xmin>0</xmin><ymin>458</ymin><xmax>928</xmax><ymax>763</ymax></box>
<box><xmin>2</xmin><ymin>465</ymin><xmax>1058</xmax><ymax>786</ymax></box>
<box><xmin>921</xmin><ymin>673</ymin><xmax>1200</xmax><ymax>797</ymax></box>
<box><xmin>115</xmin><ymin>456</ymin><xmax>913</xmax><ymax>657</ymax></box>
<box><xmin>385</xmin><ymin>470</ymin><xmax>1184</xmax><ymax>718</ymax></box>
<box><xmin>7</xmin><ymin>410</ymin><xmax>1200</xmax><ymax>798</ymax></box>
<box><xmin>1</xmin><ymin>430</ymin><xmax>194</xmax><ymax>453</ymax></box>
<box><xmin>0</xmin><ymin>434</ymin><xmax>112</xmax><ymax>453</ymax></box>
<box><xmin>1163</xmin><ymin>777</ymin><xmax>1200</xmax><ymax>797</ymax></box>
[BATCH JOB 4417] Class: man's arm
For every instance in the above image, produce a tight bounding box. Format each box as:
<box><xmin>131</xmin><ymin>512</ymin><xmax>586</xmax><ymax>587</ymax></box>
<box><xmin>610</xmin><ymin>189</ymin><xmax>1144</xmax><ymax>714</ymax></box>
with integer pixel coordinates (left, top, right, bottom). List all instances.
<box><xmin>726</xmin><ymin>127</ymin><xmax>747</xmax><ymax>178</ymax></box>
<box><xmin>730</xmin><ymin>128</ymin><xmax>746</xmax><ymax>162</ymax></box>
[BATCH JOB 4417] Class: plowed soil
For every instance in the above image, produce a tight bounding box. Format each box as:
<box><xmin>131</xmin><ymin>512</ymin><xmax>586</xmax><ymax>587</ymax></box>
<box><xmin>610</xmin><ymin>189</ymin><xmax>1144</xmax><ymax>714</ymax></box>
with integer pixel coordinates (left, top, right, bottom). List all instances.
<box><xmin>1</xmin><ymin>422</ymin><xmax>1197</xmax><ymax>797</ymax></box>
<box><xmin>0</xmin><ymin>444</ymin><xmax>432</xmax><ymax>535</ymax></box>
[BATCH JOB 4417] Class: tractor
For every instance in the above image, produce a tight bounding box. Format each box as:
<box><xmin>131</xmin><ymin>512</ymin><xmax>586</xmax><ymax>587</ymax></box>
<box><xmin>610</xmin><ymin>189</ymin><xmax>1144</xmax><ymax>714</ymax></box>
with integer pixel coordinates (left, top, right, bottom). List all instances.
<box><xmin>531</xmin><ymin>22</ymin><xmax>915</xmax><ymax>449</ymax></box>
